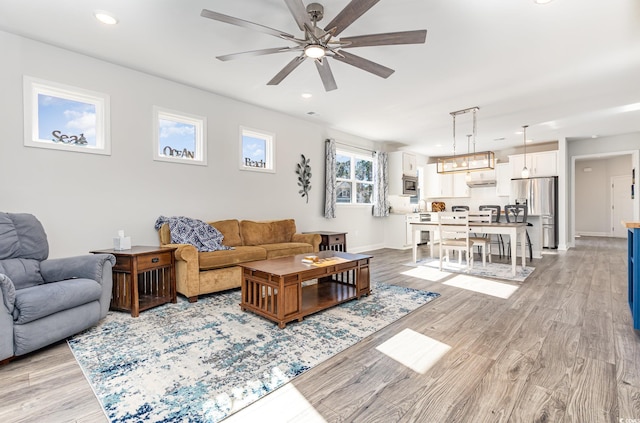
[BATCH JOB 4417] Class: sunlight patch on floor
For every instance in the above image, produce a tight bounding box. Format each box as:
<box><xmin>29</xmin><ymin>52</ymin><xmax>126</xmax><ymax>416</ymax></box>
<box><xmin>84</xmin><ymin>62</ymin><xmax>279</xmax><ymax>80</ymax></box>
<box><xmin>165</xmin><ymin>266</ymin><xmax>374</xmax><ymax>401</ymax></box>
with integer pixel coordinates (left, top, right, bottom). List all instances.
<box><xmin>224</xmin><ymin>383</ymin><xmax>326</xmax><ymax>423</ymax></box>
<box><xmin>443</xmin><ymin>274</ymin><xmax>519</xmax><ymax>299</ymax></box>
<box><xmin>375</xmin><ymin>328</ymin><xmax>451</xmax><ymax>374</ymax></box>
<box><xmin>401</xmin><ymin>266</ymin><xmax>451</xmax><ymax>282</ymax></box>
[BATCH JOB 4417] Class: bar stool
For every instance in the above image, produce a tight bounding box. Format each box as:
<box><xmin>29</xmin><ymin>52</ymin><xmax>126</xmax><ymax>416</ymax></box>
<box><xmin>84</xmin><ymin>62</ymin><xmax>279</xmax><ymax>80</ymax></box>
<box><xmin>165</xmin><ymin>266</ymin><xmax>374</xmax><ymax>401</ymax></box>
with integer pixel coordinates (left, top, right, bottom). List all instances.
<box><xmin>451</xmin><ymin>205</ymin><xmax>469</xmax><ymax>212</ymax></box>
<box><xmin>479</xmin><ymin>205</ymin><xmax>504</xmax><ymax>258</ymax></box>
<box><xmin>504</xmin><ymin>204</ymin><xmax>533</xmax><ymax>262</ymax></box>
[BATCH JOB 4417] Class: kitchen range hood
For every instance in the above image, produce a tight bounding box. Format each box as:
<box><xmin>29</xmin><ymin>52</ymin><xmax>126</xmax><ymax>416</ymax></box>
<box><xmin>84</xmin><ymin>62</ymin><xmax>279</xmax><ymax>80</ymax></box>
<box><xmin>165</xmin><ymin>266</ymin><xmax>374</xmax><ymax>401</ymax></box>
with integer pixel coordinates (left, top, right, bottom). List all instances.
<box><xmin>466</xmin><ymin>178</ymin><xmax>496</xmax><ymax>188</ymax></box>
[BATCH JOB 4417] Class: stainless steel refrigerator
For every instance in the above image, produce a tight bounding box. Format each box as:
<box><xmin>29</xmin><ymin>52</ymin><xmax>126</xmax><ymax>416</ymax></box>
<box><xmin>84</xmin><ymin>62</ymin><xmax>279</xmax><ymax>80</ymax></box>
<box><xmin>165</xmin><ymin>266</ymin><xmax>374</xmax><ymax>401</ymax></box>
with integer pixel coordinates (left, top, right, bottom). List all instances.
<box><xmin>510</xmin><ymin>176</ymin><xmax>558</xmax><ymax>249</ymax></box>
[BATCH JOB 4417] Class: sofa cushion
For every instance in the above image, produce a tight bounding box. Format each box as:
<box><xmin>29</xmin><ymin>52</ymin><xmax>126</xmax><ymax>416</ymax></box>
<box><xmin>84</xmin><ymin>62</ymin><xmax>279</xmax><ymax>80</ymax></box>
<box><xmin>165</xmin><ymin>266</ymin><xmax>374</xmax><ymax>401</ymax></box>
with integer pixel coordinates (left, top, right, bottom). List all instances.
<box><xmin>0</xmin><ymin>258</ymin><xmax>44</xmax><ymax>290</ymax></box>
<box><xmin>198</xmin><ymin>246</ymin><xmax>267</xmax><ymax>270</ymax></box>
<box><xmin>209</xmin><ymin>219</ymin><xmax>242</xmax><ymax>247</ymax></box>
<box><xmin>241</xmin><ymin>219</ymin><xmax>297</xmax><ymax>246</ymax></box>
<box><xmin>261</xmin><ymin>243</ymin><xmax>314</xmax><ymax>259</ymax></box>
<box><xmin>13</xmin><ymin>279</ymin><xmax>102</xmax><ymax>324</ymax></box>
<box><xmin>0</xmin><ymin>213</ymin><xmax>48</xmax><ymax>261</ymax></box>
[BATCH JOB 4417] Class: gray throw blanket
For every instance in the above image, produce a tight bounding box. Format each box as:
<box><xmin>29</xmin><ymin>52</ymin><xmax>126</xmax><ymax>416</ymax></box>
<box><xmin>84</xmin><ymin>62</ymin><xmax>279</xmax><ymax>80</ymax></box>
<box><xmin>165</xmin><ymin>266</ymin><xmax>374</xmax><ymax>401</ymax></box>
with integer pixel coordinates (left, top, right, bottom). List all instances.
<box><xmin>154</xmin><ymin>216</ymin><xmax>232</xmax><ymax>252</ymax></box>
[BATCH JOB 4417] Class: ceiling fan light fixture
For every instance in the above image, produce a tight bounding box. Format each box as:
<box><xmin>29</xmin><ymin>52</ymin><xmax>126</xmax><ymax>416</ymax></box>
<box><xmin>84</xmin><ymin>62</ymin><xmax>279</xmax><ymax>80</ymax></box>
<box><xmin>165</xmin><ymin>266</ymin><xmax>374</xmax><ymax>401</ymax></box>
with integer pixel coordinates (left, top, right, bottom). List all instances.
<box><xmin>304</xmin><ymin>44</ymin><xmax>326</xmax><ymax>59</ymax></box>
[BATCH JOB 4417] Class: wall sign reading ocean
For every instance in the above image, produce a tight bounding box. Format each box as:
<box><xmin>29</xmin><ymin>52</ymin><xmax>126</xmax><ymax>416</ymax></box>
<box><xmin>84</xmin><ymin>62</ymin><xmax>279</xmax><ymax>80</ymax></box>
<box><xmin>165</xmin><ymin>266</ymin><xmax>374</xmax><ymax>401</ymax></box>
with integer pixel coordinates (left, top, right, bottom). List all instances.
<box><xmin>153</xmin><ymin>107</ymin><xmax>206</xmax><ymax>166</ymax></box>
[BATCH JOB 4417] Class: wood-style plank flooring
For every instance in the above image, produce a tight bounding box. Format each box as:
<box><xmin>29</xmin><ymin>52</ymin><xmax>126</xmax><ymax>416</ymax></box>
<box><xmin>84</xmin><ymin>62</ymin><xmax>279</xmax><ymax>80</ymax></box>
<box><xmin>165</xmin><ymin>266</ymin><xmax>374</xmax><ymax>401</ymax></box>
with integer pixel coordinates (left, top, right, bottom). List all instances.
<box><xmin>1</xmin><ymin>237</ymin><xmax>639</xmax><ymax>422</ymax></box>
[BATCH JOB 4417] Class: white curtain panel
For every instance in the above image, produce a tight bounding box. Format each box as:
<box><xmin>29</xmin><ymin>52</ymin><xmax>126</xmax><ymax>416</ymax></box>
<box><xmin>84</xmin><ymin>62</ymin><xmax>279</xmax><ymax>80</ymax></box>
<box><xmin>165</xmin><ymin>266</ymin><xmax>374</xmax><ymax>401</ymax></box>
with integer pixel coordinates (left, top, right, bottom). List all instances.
<box><xmin>372</xmin><ymin>151</ymin><xmax>390</xmax><ymax>217</ymax></box>
<box><xmin>324</xmin><ymin>139</ymin><xmax>337</xmax><ymax>219</ymax></box>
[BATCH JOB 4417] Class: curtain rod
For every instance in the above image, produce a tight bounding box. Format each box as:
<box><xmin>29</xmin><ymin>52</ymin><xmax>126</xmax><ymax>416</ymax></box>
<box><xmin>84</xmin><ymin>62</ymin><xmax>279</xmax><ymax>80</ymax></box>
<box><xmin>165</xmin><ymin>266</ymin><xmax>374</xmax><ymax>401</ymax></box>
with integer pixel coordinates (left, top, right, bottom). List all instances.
<box><xmin>333</xmin><ymin>141</ymin><xmax>376</xmax><ymax>155</ymax></box>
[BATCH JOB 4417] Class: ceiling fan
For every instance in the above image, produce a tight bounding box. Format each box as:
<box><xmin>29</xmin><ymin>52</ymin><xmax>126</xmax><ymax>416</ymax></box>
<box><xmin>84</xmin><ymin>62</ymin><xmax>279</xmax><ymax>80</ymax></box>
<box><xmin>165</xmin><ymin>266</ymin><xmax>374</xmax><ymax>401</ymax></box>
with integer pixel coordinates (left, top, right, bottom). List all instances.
<box><xmin>201</xmin><ymin>0</ymin><xmax>427</xmax><ymax>91</ymax></box>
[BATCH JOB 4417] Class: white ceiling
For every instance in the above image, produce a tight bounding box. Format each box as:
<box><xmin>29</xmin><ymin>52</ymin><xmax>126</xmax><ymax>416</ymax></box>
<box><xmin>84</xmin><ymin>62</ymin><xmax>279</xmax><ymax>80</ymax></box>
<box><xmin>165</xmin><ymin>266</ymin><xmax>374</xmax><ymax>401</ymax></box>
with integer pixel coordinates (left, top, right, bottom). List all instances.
<box><xmin>2</xmin><ymin>0</ymin><xmax>639</xmax><ymax>156</ymax></box>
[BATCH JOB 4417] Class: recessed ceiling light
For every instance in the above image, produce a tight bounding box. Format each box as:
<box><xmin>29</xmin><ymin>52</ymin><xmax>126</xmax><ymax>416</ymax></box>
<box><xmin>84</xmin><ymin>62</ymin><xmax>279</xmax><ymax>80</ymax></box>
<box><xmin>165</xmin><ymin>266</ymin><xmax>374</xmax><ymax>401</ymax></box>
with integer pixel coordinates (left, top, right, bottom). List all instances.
<box><xmin>301</xmin><ymin>93</ymin><xmax>312</xmax><ymax>99</ymax></box>
<box><xmin>435</xmin><ymin>144</ymin><xmax>442</xmax><ymax>148</ymax></box>
<box><xmin>591</xmin><ymin>135</ymin><xmax>598</xmax><ymax>138</ymax></box>
<box><xmin>534</xmin><ymin>0</ymin><xmax>553</xmax><ymax>4</ymax></box>
<box><xmin>94</xmin><ymin>10</ymin><xmax>118</xmax><ymax>25</ymax></box>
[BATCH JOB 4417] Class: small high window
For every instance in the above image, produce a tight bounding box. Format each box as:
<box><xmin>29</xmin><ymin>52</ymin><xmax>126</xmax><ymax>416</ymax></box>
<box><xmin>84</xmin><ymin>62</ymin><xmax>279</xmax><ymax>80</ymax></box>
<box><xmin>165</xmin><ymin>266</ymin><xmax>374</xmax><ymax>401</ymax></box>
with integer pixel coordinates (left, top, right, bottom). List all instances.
<box><xmin>240</xmin><ymin>127</ymin><xmax>275</xmax><ymax>173</ymax></box>
<box><xmin>153</xmin><ymin>107</ymin><xmax>206</xmax><ymax>166</ymax></box>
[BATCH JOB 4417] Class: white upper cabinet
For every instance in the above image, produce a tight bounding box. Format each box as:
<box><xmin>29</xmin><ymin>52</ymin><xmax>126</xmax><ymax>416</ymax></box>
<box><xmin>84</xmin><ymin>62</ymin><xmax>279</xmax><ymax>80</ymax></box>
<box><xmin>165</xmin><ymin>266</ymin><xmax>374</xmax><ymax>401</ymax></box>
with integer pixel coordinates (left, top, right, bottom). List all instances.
<box><xmin>424</xmin><ymin>163</ymin><xmax>469</xmax><ymax>198</ymax></box>
<box><xmin>509</xmin><ymin>150</ymin><xmax>558</xmax><ymax>178</ymax></box>
<box><xmin>389</xmin><ymin>151</ymin><xmax>419</xmax><ymax>195</ymax></box>
<box><xmin>402</xmin><ymin>152</ymin><xmax>417</xmax><ymax>176</ymax></box>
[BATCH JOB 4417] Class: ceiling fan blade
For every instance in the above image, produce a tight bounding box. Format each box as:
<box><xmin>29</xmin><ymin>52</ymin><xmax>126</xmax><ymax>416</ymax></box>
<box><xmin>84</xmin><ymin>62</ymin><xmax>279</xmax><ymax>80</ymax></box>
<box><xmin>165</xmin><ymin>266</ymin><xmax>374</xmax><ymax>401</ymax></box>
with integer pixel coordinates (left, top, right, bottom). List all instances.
<box><xmin>315</xmin><ymin>59</ymin><xmax>338</xmax><ymax>91</ymax></box>
<box><xmin>283</xmin><ymin>0</ymin><xmax>311</xmax><ymax>31</ymax></box>
<box><xmin>323</xmin><ymin>0</ymin><xmax>381</xmax><ymax>37</ymax></box>
<box><xmin>333</xmin><ymin>50</ymin><xmax>394</xmax><ymax>78</ymax></box>
<box><xmin>217</xmin><ymin>46</ymin><xmax>303</xmax><ymax>61</ymax></box>
<box><xmin>201</xmin><ymin>9</ymin><xmax>295</xmax><ymax>40</ymax></box>
<box><xmin>341</xmin><ymin>30</ymin><xmax>427</xmax><ymax>48</ymax></box>
<box><xmin>267</xmin><ymin>55</ymin><xmax>306</xmax><ymax>85</ymax></box>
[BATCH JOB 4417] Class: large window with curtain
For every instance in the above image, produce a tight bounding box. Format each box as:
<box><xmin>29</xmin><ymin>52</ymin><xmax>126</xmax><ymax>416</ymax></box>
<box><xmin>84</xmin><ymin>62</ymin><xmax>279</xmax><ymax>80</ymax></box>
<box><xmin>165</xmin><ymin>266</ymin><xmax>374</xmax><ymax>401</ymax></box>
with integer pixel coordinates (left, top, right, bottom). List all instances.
<box><xmin>336</xmin><ymin>149</ymin><xmax>374</xmax><ymax>204</ymax></box>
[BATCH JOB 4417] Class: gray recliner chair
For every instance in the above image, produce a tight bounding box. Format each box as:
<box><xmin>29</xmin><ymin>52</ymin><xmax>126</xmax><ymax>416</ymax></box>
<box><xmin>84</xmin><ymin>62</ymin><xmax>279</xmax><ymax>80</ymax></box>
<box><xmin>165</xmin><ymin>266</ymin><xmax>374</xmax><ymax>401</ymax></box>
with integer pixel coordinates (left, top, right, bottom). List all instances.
<box><xmin>0</xmin><ymin>212</ymin><xmax>115</xmax><ymax>361</ymax></box>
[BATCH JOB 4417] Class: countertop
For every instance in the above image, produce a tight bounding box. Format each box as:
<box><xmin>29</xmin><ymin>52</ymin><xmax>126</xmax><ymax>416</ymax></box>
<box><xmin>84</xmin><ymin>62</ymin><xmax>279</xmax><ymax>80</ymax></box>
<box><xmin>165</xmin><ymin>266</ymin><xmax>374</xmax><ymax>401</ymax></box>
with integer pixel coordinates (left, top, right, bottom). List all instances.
<box><xmin>623</xmin><ymin>221</ymin><xmax>640</xmax><ymax>229</ymax></box>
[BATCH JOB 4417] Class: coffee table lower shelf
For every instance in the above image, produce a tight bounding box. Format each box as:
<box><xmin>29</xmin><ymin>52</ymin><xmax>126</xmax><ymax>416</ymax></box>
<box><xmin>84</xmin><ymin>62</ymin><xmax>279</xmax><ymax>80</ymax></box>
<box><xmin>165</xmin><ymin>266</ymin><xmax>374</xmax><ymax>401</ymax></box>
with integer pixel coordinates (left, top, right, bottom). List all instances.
<box><xmin>240</xmin><ymin>252</ymin><xmax>371</xmax><ymax>328</ymax></box>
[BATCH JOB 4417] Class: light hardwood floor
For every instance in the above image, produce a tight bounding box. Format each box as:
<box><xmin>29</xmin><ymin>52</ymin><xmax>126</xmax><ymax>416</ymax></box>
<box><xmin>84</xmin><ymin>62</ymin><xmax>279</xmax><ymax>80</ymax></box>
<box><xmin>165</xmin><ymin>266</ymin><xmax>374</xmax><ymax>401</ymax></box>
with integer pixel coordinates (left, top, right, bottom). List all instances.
<box><xmin>1</xmin><ymin>237</ymin><xmax>639</xmax><ymax>422</ymax></box>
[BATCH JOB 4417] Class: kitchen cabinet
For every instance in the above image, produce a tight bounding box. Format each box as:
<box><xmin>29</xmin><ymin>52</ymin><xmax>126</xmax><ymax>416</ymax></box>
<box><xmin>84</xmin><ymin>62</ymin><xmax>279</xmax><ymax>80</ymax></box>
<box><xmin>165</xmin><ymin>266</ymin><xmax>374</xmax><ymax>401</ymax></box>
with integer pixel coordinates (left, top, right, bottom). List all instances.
<box><xmin>388</xmin><ymin>151</ymin><xmax>418</xmax><ymax>196</ymax></box>
<box><xmin>496</xmin><ymin>163</ymin><xmax>510</xmax><ymax>196</ymax></box>
<box><xmin>425</xmin><ymin>163</ymin><xmax>469</xmax><ymax>198</ymax></box>
<box><xmin>403</xmin><ymin>152</ymin><xmax>417</xmax><ymax>176</ymax></box>
<box><xmin>509</xmin><ymin>150</ymin><xmax>558</xmax><ymax>178</ymax></box>
<box><xmin>384</xmin><ymin>214</ymin><xmax>411</xmax><ymax>249</ymax></box>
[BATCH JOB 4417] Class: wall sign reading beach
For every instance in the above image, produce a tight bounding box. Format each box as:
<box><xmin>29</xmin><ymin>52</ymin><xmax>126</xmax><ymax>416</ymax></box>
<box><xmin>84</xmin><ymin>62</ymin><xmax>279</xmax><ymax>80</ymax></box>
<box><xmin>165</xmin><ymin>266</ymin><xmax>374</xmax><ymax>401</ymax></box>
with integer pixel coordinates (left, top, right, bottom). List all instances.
<box><xmin>240</xmin><ymin>126</ymin><xmax>275</xmax><ymax>173</ymax></box>
<box><xmin>23</xmin><ymin>76</ymin><xmax>111</xmax><ymax>155</ymax></box>
<box><xmin>153</xmin><ymin>107</ymin><xmax>206</xmax><ymax>166</ymax></box>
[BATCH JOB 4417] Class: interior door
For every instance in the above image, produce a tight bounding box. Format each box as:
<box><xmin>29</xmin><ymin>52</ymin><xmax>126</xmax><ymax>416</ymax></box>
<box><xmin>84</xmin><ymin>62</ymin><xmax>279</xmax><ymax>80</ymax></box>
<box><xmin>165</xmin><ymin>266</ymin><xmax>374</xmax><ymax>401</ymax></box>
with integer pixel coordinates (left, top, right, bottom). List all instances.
<box><xmin>611</xmin><ymin>175</ymin><xmax>633</xmax><ymax>237</ymax></box>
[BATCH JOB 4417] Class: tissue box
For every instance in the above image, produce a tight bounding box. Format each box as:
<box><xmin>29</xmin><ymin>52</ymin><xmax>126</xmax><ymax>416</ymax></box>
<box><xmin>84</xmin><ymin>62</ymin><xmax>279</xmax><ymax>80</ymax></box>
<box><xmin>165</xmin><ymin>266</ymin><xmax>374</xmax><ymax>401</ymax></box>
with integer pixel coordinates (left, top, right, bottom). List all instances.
<box><xmin>113</xmin><ymin>236</ymin><xmax>132</xmax><ymax>251</ymax></box>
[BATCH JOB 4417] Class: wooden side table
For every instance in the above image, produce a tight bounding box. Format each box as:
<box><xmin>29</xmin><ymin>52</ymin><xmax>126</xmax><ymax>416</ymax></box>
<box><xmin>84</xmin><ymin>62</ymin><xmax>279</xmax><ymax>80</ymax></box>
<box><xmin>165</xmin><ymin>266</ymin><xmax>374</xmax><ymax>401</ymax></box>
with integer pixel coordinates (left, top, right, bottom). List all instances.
<box><xmin>91</xmin><ymin>246</ymin><xmax>177</xmax><ymax>317</ymax></box>
<box><xmin>305</xmin><ymin>231</ymin><xmax>348</xmax><ymax>252</ymax></box>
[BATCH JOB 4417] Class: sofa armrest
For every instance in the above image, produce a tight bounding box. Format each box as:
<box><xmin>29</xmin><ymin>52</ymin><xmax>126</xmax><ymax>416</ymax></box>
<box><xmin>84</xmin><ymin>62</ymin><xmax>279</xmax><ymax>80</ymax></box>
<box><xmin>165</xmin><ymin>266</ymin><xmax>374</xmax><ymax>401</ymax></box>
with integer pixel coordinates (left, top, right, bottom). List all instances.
<box><xmin>292</xmin><ymin>233</ymin><xmax>322</xmax><ymax>252</ymax></box>
<box><xmin>40</xmin><ymin>254</ymin><xmax>116</xmax><ymax>285</ymax></box>
<box><xmin>163</xmin><ymin>243</ymin><xmax>200</xmax><ymax>300</ymax></box>
<box><xmin>0</xmin><ymin>273</ymin><xmax>16</xmax><ymax>360</ymax></box>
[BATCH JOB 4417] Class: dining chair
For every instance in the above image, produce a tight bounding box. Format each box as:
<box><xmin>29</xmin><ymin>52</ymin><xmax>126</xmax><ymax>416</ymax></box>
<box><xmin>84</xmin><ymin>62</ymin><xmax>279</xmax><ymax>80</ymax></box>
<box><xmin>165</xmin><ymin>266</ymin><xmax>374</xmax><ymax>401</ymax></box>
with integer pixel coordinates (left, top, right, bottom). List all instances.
<box><xmin>438</xmin><ymin>211</ymin><xmax>473</xmax><ymax>271</ymax></box>
<box><xmin>468</xmin><ymin>210</ymin><xmax>493</xmax><ymax>267</ymax></box>
<box><xmin>504</xmin><ymin>204</ymin><xmax>533</xmax><ymax>261</ymax></box>
<box><xmin>479</xmin><ymin>205</ymin><xmax>504</xmax><ymax>258</ymax></box>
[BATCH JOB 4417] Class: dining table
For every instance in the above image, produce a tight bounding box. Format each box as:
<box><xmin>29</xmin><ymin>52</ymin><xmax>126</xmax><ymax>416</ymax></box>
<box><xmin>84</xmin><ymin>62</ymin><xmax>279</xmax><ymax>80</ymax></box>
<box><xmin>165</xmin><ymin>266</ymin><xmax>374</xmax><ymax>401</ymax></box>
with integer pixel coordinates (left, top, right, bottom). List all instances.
<box><xmin>410</xmin><ymin>219</ymin><xmax>528</xmax><ymax>277</ymax></box>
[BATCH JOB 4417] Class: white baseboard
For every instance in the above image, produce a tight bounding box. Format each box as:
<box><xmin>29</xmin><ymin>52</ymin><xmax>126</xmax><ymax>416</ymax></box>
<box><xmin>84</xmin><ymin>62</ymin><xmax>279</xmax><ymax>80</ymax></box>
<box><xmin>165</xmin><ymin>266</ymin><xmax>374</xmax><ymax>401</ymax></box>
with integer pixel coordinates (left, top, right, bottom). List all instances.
<box><xmin>576</xmin><ymin>231</ymin><xmax>609</xmax><ymax>237</ymax></box>
<box><xmin>349</xmin><ymin>243</ymin><xmax>385</xmax><ymax>253</ymax></box>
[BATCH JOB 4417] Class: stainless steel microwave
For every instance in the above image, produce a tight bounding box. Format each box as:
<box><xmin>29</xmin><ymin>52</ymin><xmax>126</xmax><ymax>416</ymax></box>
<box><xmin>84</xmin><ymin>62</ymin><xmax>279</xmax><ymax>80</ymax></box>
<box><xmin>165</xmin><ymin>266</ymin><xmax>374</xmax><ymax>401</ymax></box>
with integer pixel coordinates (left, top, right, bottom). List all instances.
<box><xmin>402</xmin><ymin>175</ymin><xmax>418</xmax><ymax>196</ymax></box>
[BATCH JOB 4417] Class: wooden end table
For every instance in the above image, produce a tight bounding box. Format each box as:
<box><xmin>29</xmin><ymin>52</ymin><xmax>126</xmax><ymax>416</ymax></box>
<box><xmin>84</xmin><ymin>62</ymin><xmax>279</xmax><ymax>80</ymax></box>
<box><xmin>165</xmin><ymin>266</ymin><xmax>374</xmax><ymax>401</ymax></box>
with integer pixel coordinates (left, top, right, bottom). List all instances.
<box><xmin>304</xmin><ymin>231</ymin><xmax>347</xmax><ymax>252</ymax></box>
<box><xmin>91</xmin><ymin>246</ymin><xmax>177</xmax><ymax>317</ymax></box>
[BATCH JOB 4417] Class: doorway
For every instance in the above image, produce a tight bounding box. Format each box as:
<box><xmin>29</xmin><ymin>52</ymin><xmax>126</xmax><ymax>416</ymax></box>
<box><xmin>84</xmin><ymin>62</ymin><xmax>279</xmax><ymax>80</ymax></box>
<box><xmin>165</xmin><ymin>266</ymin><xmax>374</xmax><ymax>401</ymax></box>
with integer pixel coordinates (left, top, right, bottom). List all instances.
<box><xmin>611</xmin><ymin>175</ymin><xmax>633</xmax><ymax>237</ymax></box>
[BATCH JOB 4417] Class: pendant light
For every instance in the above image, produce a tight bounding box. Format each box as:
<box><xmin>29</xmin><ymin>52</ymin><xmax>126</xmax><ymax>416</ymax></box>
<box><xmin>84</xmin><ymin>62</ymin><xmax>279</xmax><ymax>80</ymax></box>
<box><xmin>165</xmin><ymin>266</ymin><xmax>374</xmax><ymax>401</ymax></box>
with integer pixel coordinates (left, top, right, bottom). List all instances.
<box><xmin>521</xmin><ymin>125</ymin><xmax>530</xmax><ymax>178</ymax></box>
<box><xmin>437</xmin><ymin>106</ymin><xmax>495</xmax><ymax>174</ymax></box>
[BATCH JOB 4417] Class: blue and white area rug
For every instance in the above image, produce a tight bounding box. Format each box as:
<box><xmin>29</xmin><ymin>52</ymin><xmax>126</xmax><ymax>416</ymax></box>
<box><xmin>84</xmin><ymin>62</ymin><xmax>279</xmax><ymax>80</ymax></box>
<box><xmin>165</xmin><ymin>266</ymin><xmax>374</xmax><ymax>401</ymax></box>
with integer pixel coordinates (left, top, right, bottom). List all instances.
<box><xmin>406</xmin><ymin>258</ymin><xmax>534</xmax><ymax>282</ymax></box>
<box><xmin>68</xmin><ymin>282</ymin><xmax>439</xmax><ymax>422</ymax></box>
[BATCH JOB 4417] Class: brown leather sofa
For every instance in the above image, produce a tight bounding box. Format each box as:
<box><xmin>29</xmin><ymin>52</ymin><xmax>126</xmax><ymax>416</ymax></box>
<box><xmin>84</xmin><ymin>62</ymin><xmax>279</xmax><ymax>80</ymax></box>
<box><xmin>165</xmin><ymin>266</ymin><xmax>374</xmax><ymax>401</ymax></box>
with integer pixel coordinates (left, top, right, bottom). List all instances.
<box><xmin>158</xmin><ymin>219</ymin><xmax>321</xmax><ymax>302</ymax></box>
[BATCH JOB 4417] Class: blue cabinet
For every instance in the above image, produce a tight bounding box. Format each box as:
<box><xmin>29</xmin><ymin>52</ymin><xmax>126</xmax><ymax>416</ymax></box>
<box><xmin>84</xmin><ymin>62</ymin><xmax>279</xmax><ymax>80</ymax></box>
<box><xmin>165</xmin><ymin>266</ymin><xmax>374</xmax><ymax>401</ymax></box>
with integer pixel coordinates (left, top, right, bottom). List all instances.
<box><xmin>628</xmin><ymin>225</ymin><xmax>640</xmax><ymax>329</ymax></box>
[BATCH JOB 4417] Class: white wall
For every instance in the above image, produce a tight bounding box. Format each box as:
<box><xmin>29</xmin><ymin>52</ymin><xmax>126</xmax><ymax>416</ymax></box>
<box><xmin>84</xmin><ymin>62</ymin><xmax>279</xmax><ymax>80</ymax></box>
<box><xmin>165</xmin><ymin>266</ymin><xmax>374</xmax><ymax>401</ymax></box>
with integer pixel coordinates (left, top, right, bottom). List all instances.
<box><xmin>0</xmin><ymin>31</ymin><xmax>385</xmax><ymax>258</ymax></box>
<box><xmin>575</xmin><ymin>156</ymin><xmax>632</xmax><ymax>235</ymax></box>
<box><xmin>568</xmin><ymin>132</ymin><xmax>640</xmax><ymax>246</ymax></box>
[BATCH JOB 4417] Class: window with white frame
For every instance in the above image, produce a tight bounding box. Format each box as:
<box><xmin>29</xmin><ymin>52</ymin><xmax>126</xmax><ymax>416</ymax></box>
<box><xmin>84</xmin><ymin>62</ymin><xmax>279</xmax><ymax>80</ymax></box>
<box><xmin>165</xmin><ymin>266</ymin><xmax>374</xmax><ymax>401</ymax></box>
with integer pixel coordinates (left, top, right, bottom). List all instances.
<box><xmin>240</xmin><ymin>127</ymin><xmax>275</xmax><ymax>173</ymax></box>
<box><xmin>153</xmin><ymin>107</ymin><xmax>206</xmax><ymax>166</ymax></box>
<box><xmin>23</xmin><ymin>76</ymin><xmax>110</xmax><ymax>155</ymax></box>
<box><xmin>336</xmin><ymin>150</ymin><xmax>374</xmax><ymax>204</ymax></box>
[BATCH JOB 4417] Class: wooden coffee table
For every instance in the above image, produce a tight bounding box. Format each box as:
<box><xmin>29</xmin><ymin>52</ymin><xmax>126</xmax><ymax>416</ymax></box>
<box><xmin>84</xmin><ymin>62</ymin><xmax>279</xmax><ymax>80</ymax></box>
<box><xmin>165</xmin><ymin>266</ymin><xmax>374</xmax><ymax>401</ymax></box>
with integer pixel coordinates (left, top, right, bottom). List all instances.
<box><xmin>240</xmin><ymin>251</ymin><xmax>372</xmax><ymax>328</ymax></box>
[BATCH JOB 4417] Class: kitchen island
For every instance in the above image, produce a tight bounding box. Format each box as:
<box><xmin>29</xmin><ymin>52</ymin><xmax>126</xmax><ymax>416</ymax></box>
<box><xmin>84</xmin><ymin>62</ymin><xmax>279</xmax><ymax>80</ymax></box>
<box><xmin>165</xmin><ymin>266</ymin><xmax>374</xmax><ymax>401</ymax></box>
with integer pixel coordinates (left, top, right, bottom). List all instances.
<box><xmin>624</xmin><ymin>220</ymin><xmax>640</xmax><ymax>329</ymax></box>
